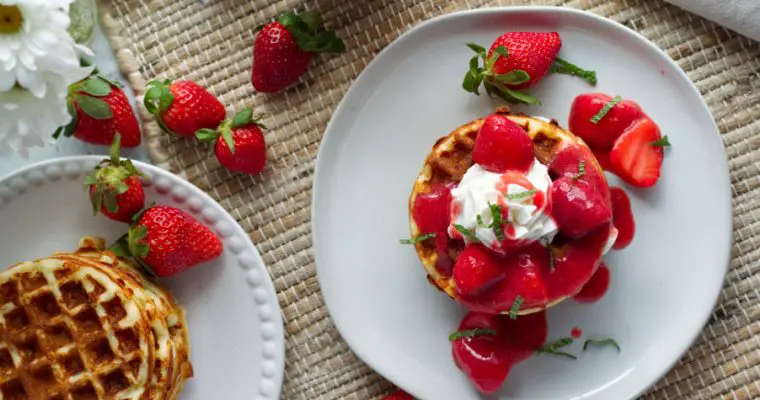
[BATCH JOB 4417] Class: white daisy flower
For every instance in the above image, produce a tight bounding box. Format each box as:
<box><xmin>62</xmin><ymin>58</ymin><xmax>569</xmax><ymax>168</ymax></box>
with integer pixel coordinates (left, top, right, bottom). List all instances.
<box><xmin>0</xmin><ymin>0</ymin><xmax>94</xmax><ymax>156</ymax></box>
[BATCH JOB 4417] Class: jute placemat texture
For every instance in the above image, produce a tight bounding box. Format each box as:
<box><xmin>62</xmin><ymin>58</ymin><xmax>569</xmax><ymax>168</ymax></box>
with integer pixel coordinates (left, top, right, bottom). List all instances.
<box><xmin>99</xmin><ymin>0</ymin><xmax>760</xmax><ymax>398</ymax></box>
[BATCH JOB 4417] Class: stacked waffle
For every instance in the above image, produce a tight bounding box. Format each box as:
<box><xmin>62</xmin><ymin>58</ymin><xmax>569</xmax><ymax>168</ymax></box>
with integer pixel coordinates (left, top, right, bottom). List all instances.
<box><xmin>0</xmin><ymin>237</ymin><xmax>192</xmax><ymax>400</ymax></box>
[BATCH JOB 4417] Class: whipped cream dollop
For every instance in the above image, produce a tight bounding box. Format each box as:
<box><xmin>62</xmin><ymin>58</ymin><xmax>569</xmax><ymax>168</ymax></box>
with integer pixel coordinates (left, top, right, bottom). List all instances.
<box><xmin>448</xmin><ymin>161</ymin><xmax>558</xmax><ymax>252</ymax></box>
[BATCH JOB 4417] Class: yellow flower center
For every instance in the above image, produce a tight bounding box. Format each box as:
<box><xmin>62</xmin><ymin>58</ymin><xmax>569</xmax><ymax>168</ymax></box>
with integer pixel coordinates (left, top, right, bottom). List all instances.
<box><xmin>0</xmin><ymin>5</ymin><xmax>23</xmax><ymax>34</ymax></box>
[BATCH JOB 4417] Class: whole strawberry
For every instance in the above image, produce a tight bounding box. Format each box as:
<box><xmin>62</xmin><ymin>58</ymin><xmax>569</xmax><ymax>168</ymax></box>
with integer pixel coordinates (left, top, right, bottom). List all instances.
<box><xmin>196</xmin><ymin>107</ymin><xmax>267</xmax><ymax>175</ymax></box>
<box><xmin>252</xmin><ymin>11</ymin><xmax>346</xmax><ymax>93</ymax></box>
<box><xmin>55</xmin><ymin>74</ymin><xmax>141</xmax><ymax>147</ymax></box>
<box><xmin>143</xmin><ymin>79</ymin><xmax>226</xmax><ymax>137</ymax></box>
<box><xmin>84</xmin><ymin>135</ymin><xmax>147</xmax><ymax>223</ymax></box>
<box><xmin>127</xmin><ymin>206</ymin><xmax>223</xmax><ymax>277</ymax></box>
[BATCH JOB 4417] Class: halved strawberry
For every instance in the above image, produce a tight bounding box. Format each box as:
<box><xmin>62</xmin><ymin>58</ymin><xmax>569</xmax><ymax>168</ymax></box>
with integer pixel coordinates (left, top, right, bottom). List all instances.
<box><xmin>610</xmin><ymin>187</ymin><xmax>635</xmax><ymax>249</ymax></box>
<box><xmin>473</xmin><ymin>114</ymin><xmax>534</xmax><ymax>173</ymax></box>
<box><xmin>551</xmin><ymin>176</ymin><xmax>612</xmax><ymax>239</ymax></box>
<box><xmin>569</xmin><ymin>93</ymin><xmax>645</xmax><ymax>152</ymax></box>
<box><xmin>461</xmin><ymin>242</ymin><xmax>549</xmax><ymax>313</ymax></box>
<box><xmin>609</xmin><ymin>118</ymin><xmax>663</xmax><ymax>188</ymax></box>
<box><xmin>454</xmin><ymin>244</ymin><xmax>507</xmax><ymax>298</ymax></box>
<box><xmin>545</xmin><ymin>225</ymin><xmax>611</xmax><ymax>299</ymax></box>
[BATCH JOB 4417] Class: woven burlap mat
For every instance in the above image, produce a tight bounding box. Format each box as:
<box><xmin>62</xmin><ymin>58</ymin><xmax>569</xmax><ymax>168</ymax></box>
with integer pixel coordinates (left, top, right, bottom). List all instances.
<box><xmin>99</xmin><ymin>0</ymin><xmax>760</xmax><ymax>398</ymax></box>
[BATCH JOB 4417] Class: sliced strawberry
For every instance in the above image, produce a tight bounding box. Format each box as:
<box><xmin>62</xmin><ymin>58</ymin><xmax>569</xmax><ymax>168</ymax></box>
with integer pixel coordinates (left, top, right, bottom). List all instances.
<box><xmin>551</xmin><ymin>176</ymin><xmax>612</xmax><ymax>239</ymax></box>
<box><xmin>610</xmin><ymin>187</ymin><xmax>635</xmax><ymax>249</ymax></box>
<box><xmin>545</xmin><ymin>225</ymin><xmax>611</xmax><ymax>299</ymax></box>
<box><xmin>454</xmin><ymin>245</ymin><xmax>507</xmax><ymax>298</ymax></box>
<box><xmin>573</xmin><ymin>262</ymin><xmax>611</xmax><ymax>303</ymax></box>
<box><xmin>609</xmin><ymin>118</ymin><xmax>663</xmax><ymax>188</ymax></box>
<box><xmin>473</xmin><ymin>114</ymin><xmax>534</xmax><ymax>173</ymax></box>
<box><xmin>569</xmin><ymin>93</ymin><xmax>645</xmax><ymax>151</ymax></box>
<box><xmin>451</xmin><ymin>313</ymin><xmax>512</xmax><ymax>394</ymax></box>
<box><xmin>461</xmin><ymin>242</ymin><xmax>549</xmax><ymax>313</ymax></box>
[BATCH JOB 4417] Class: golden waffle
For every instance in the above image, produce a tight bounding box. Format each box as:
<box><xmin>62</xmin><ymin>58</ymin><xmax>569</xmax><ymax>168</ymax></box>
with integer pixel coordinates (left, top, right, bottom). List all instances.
<box><xmin>0</xmin><ymin>237</ymin><xmax>191</xmax><ymax>400</ymax></box>
<box><xmin>409</xmin><ymin>107</ymin><xmax>608</xmax><ymax>314</ymax></box>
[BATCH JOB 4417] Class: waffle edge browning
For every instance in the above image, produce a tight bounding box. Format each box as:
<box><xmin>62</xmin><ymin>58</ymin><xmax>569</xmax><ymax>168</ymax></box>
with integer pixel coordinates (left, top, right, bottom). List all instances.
<box><xmin>0</xmin><ymin>237</ymin><xmax>192</xmax><ymax>400</ymax></box>
<box><xmin>408</xmin><ymin>107</ymin><xmax>606</xmax><ymax>315</ymax></box>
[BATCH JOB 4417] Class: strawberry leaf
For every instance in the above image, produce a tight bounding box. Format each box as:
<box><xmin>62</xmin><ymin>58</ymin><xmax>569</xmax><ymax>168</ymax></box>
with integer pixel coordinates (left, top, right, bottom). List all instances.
<box><xmin>91</xmin><ymin>188</ymin><xmax>103</xmax><ymax>215</ymax></box>
<box><xmin>550</xmin><ymin>57</ymin><xmax>597</xmax><ymax>85</ymax></box>
<box><xmin>195</xmin><ymin>128</ymin><xmax>219</xmax><ymax>141</ymax></box>
<box><xmin>494</xmin><ymin>69</ymin><xmax>530</xmax><ymax>85</ymax></box>
<box><xmin>486</xmin><ymin>45</ymin><xmax>508</xmax><ymax>70</ymax></box>
<box><xmin>220</xmin><ymin>126</ymin><xmax>236</xmax><ymax>154</ymax></box>
<box><xmin>127</xmin><ymin>225</ymin><xmax>150</xmax><ymax>258</ymax></box>
<box><xmin>76</xmin><ymin>95</ymin><xmax>113</xmax><ymax>119</ymax></box>
<box><xmin>109</xmin><ymin>134</ymin><xmax>122</xmax><ymax>165</ymax></box>
<box><xmin>123</xmin><ymin>160</ymin><xmax>148</xmax><ymax>180</ymax></box>
<box><xmin>103</xmin><ymin>191</ymin><xmax>119</xmax><ymax>213</ymax></box>
<box><xmin>82</xmin><ymin>77</ymin><xmax>112</xmax><ymax>97</ymax></box>
<box><xmin>231</xmin><ymin>107</ymin><xmax>254</xmax><ymax>128</ymax></box>
<box><xmin>465</xmin><ymin>43</ymin><xmax>486</xmax><ymax>55</ymax></box>
<box><xmin>108</xmin><ymin>234</ymin><xmax>132</xmax><ymax>258</ymax></box>
<box><xmin>279</xmin><ymin>11</ymin><xmax>346</xmax><ymax>53</ymax></box>
<box><xmin>299</xmin><ymin>10</ymin><xmax>321</xmax><ymax>32</ymax></box>
<box><xmin>143</xmin><ymin>85</ymin><xmax>162</xmax><ymax>114</ymax></box>
<box><xmin>159</xmin><ymin>86</ymin><xmax>174</xmax><ymax>113</ymax></box>
<box><xmin>494</xmin><ymin>85</ymin><xmax>541</xmax><ymax>105</ymax></box>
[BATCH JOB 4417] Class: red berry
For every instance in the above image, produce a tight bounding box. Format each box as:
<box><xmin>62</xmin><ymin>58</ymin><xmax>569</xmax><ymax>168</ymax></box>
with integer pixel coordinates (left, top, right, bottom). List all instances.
<box><xmin>609</xmin><ymin>118</ymin><xmax>664</xmax><ymax>188</ymax></box>
<box><xmin>569</xmin><ymin>93</ymin><xmax>645</xmax><ymax>152</ymax></box>
<box><xmin>489</xmin><ymin>32</ymin><xmax>562</xmax><ymax>89</ymax></box>
<box><xmin>382</xmin><ymin>389</ymin><xmax>414</xmax><ymax>400</ymax></box>
<box><xmin>454</xmin><ymin>244</ymin><xmax>507</xmax><ymax>298</ymax></box>
<box><xmin>145</xmin><ymin>80</ymin><xmax>226</xmax><ymax>137</ymax></box>
<box><xmin>545</xmin><ymin>225</ymin><xmax>611</xmax><ymax>299</ymax></box>
<box><xmin>473</xmin><ymin>114</ymin><xmax>534</xmax><ymax>173</ymax></box>
<box><xmin>197</xmin><ymin>108</ymin><xmax>268</xmax><ymax>175</ymax></box>
<box><xmin>85</xmin><ymin>135</ymin><xmax>146</xmax><ymax>223</ymax></box>
<box><xmin>61</xmin><ymin>75</ymin><xmax>141</xmax><ymax>147</ymax></box>
<box><xmin>129</xmin><ymin>206</ymin><xmax>223</xmax><ymax>277</ymax></box>
<box><xmin>548</xmin><ymin>144</ymin><xmax>610</xmax><ymax>203</ymax></box>
<box><xmin>551</xmin><ymin>176</ymin><xmax>612</xmax><ymax>239</ymax></box>
<box><xmin>451</xmin><ymin>313</ymin><xmax>513</xmax><ymax>394</ymax></box>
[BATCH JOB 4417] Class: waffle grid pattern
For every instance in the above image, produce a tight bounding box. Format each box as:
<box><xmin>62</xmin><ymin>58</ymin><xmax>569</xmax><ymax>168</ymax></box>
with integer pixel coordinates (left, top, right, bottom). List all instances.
<box><xmin>99</xmin><ymin>0</ymin><xmax>760</xmax><ymax>398</ymax></box>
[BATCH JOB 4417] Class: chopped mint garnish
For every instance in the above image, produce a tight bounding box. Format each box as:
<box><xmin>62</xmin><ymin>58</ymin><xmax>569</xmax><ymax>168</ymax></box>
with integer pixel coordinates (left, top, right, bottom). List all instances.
<box><xmin>583</xmin><ymin>338</ymin><xmax>621</xmax><ymax>352</ymax></box>
<box><xmin>505</xmin><ymin>188</ymin><xmax>537</xmax><ymax>201</ymax></box>
<box><xmin>590</xmin><ymin>96</ymin><xmax>622</xmax><ymax>124</ymax></box>
<box><xmin>650</xmin><ymin>135</ymin><xmax>671</xmax><ymax>147</ymax></box>
<box><xmin>572</xmin><ymin>161</ymin><xmax>585</xmax><ymax>181</ymax></box>
<box><xmin>509</xmin><ymin>295</ymin><xmax>524</xmax><ymax>320</ymax></box>
<box><xmin>537</xmin><ymin>337</ymin><xmax>577</xmax><ymax>359</ymax></box>
<box><xmin>448</xmin><ymin>328</ymin><xmax>497</xmax><ymax>341</ymax></box>
<box><xmin>453</xmin><ymin>224</ymin><xmax>479</xmax><ymax>242</ymax></box>
<box><xmin>550</xmin><ymin>57</ymin><xmax>597</xmax><ymax>85</ymax></box>
<box><xmin>399</xmin><ymin>233</ymin><xmax>436</xmax><ymax>245</ymax></box>
<box><xmin>487</xmin><ymin>203</ymin><xmax>506</xmax><ymax>242</ymax></box>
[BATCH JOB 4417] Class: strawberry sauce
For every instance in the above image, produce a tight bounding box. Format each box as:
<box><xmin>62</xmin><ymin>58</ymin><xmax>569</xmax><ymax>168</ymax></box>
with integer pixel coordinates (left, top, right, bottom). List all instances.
<box><xmin>412</xmin><ymin>183</ymin><xmax>455</xmax><ymax>274</ymax></box>
<box><xmin>573</xmin><ymin>262</ymin><xmax>610</xmax><ymax>303</ymax></box>
<box><xmin>610</xmin><ymin>187</ymin><xmax>635</xmax><ymax>249</ymax></box>
<box><xmin>570</xmin><ymin>326</ymin><xmax>582</xmax><ymax>338</ymax></box>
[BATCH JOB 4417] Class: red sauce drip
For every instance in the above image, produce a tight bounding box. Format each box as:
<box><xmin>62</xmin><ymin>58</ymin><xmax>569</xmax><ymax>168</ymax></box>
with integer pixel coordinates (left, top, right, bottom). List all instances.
<box><xmin>609</xmin><ymin>187</ymin><xmax>635</xmax><ymax>249</ymax></box>
<box><xmin>570</xmin><ymin>327</ymin><xmax>583</xmax><ymax>339</ymax></box>
<box><xmin>412</xmin><ymin>183</ymin><xmax>455</xmax><ymax>275</ymax></box>
<box><xmin>573</xmin><ymin>262</ymin><xmax>610</xmax><ymax>303</ymax></box>
<box><xmin>533</xmin><ymin>189</ymin><xmax>545</xmax><ymax>211</ymax></box>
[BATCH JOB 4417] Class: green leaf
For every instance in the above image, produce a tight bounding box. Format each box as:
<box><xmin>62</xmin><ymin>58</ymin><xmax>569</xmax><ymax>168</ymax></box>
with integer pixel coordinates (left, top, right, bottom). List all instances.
<box><xmin>465</xmin><ymin>43</ymin><xmax>486</xmax><ymax>55</ymax></box>
<box><xmin>487</xmin><ymin>202</ymin><xmax>505</xmax><ymax>242</ymax></box>
<box><xmin>537</xmin><ymin>337</ymin><xmax>578</xmax><ymax>360</ymax></box>
<box><xmin>111</xmin><ymin>180</ymin><xmax>129</xmax><ymax>194</ymax></box>
<box><xmin>462</xmin><ymin>71</ymin><xmax>478</xmax><ymax>94</ymax></box>
<box><xmin>221</xmin><ymin>127</ymin><xmax>236</xmax><ymax>154</ymax></box>
<box><xmin>103</xmin><ymin>192</ymin><xmax>118</xmax><ymax>213</ymax></box>
<box><xmin>83</xmin><ymin>175</ymin><xmax>97</xmax><ymax>186</ymax></box>
<box><xmin>572</xmin><ymin>161</ymin><xmax>585</xmax><ymax>181</ymax></box>
<box><xmin>76</xmin><ymin>95</ymin><xmax>113</xmax><ymax>119</ymax></box>
<box><xmin>127</xmin><ymin>225</ymin><xmax>150</xmax><ymax>258</ymax></box>
<box><xmin>108</xmin><ymin>234</ymin><xmax>132</xmax><ymax>258</ymax></box>
<box><xmin>494</xmin><ymin>84</ymin><xmax>541</xmax><ymax>105</ymax></box>
<box><xmin>505</xmin><ymin>188</ymin><xmax>537</xmax><ymax>201</ymax></box>
<box><xmin>91</xmin><ymin>191</ymin><xmax>103</xmax><ymax>215</ymax></box>
<box><xmin>124</xmin><ymin>160</ymin><xmax>148</xmax><ymax>180</ymax></box>
<box><xmin>494</xmin><ymin>69</ymin><xmax>530</xmax><ymax>85</ymax></box>
<box><xmin>399</xmin><ymin>233</ymin><xmax>436</xmax><ymax>245</ymax></box>
<box><xmin>550</xmin><ymin>57</ymin><xmax>597</xmax><ymax>85</ymax></box>
<box><xmin>583</xmin><ymin>338</ymin><xmax>621</xmax><ymax>352</ymax></box>
<box><xmin>509</xmin><ymin>295</ymin><xmax>524</xmax><ymax>320</ymax></box>
<box><xmin>299</xmin><ymin>10</ymin><xmax>322</xmax><ymax>33</ymax></box>
<box><xmin>82</xmin><ymin>77</ymin><xmax>112</xmax><ymax>97</ymax></box>
<box><xmin>195</xmin><ymin>128</ymin><xmax>219</xmax><ymax>141</ymax></box>
<box><xmin>468</xmin><ymin>54</ymin><xmax>480</xmax><ymax>73</ymax></box>
<box><xmin>453</xmin><ymin>224</ymin><xmax>479</xmax><ymax>242</ymax></box>
<box><xmin>591</xmin><ymin>96</ymin><xmax>622</xmax><ymax>124</ymax></box>
<box><xmin>143</xmin><ymin>86</ymin><xmax>163</xmax><ymax>114</ymax></box>
<box><xmin>52</xmin><ymin>127</ymin><xmax>64</xmax><ymax>139</ymax></box>
<box><xmin>109</xmin><ymin>134</ymin><xmax>121</xmax><ymax>164</ymax></box>
<box><xmin>159</xmin><ymin>87</ymin><xmax>174</xmax><ymax>113</ymax></box>
<box><xmin>232</xmin><ymin>107</ymin><xmax>253</xmax><ymax>128</ymax></box>
<box><xmin>448</xmin><ymin>328</ymin><xmax>497</xmax><ymax>341</ymax></box>
<box><xmin>486</xmin><ymin>45</ymin><xmax>508</xmax><ymax>70</ymax></box>
<box><xmin>650</xmin><ymin>135</ymin><xmax>671</xmax><ymax>147</ymax></box>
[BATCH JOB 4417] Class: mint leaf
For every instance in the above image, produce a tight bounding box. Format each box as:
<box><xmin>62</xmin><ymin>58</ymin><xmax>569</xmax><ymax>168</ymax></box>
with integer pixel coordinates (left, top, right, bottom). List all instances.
<box><xmin>509</xmin><ymin>295</ymin><xmax>524</xmax><ymax>319</ymax></box>
<box><xmin>399</xmin><ymin>233</ymin><xmax>436</xmax><ymax>245</ymax></box>
<box><xmin>591</xmin><ymin>96</ymin><xmax>622</xmax><ymax>124</ymax></box>
<box><xmin>453</xmin><ymin>224</ymin><xmax>479</xmax><ymax>242</ymax></box>
<box><xmin>505</xmin><ymin>188</ymin><xmax>537</xmax><ymax>201</ymax></box>
<box><xmin>537</xmin><ymin>337</ymin><xmax>577</xmax><ymax>359</ymax></box>
<box><xmin>550</xmin><ymin>57</ymin><xmax>597</xmax><ymax>85</ymax></box>
<box><xmin>650</xmin><ymin>135</ymin><xmax>671</xmax><ymax>147</ymax></box>
<box><xmin>583</xmin><ymin>338</ymin><xmax>621</xmax><ymax>352</ymax></box>
<box><xmin>572</xmin><ymin>161</ymin><xmax>585</xmax><ymax>181</ymax></box>
<box><xmin>488</xmin><ymin>202</ymin><xmax>505</xmax><ymax>242</ymax></box>
<box><xmin>448</xmin><ymin>328</ymin><xmax>497</xmax><ymax>341</ymax></box>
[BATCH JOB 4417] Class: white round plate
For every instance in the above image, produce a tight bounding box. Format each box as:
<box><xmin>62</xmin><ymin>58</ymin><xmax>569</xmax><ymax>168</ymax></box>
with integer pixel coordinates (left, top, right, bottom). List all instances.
<box><xmin>0</xmin><ymin>157</ymin><xmax>284</xmax><ymax>400</ymax></box>
<box><xmin>313</xmin><ymin>7</ymin><xmax>731</xmax><ymax>400</ymax></box>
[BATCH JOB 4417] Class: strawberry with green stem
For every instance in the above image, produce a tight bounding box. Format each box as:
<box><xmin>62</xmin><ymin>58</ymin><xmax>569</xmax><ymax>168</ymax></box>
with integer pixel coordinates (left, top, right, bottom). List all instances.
<box><xmin>84</xmin><ymin>134</ymin><xmax>147</xmax><ymax>223</ymax></box>
<box><xmin>196</xmin><ymin>107</ymin><xmax>268</xmax><ymax>175</ymax></box>
<box><xmin>143</xmin><ymin>79</ymin><xmax>226</xmax><ymax>137</ymax></box>
<box><xmin>55</xmin><ymin>73</ymin><xmax>141</xmax><ymax>147</ymax></box>
<box><xmin>252</xmin><ymin>10</ymin><xmax>346</xmax><ymax>93</ymax></box>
